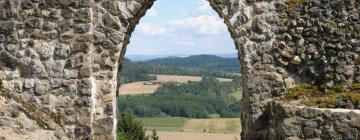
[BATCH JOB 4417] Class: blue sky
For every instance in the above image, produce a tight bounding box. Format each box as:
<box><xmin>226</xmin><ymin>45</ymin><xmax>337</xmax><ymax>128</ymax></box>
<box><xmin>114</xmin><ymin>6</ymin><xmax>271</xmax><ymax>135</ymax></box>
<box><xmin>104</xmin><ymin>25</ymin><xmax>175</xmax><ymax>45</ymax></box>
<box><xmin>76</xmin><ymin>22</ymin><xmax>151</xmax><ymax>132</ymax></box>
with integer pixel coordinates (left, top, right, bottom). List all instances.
<box><xmin>126</xmin><ymin>0</ymin><xmax>236</xmax><ymax>55</ymax></box>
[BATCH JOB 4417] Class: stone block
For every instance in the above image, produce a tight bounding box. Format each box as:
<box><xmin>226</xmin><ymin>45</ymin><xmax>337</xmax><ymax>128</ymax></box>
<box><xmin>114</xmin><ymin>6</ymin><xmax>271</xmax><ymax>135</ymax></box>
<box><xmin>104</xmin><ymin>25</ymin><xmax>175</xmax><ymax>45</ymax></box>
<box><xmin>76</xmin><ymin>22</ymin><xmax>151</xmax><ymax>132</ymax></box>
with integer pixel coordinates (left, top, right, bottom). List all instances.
<box><xmin>93</xmin><ymin>117</ymin><xmax>114</xmax><ymax>134</ymax></box>
<box><xmin>74</xmin><ymin>8</ymin><xmax>91</xmax><ymax>23</ymax></box>
<box><xmin>40</xmin><ymin>44</ymin><xmax>55</xmax><ymax>59</ymax></box>
<box><xmin>71</xmin><ymin>42</ymin><xmax>90</xmax><ymax>54</ymax></box>
<box><xmin>73</xmin><ymin>24</ymin><xmax>91</xmax><ymax>33</ymax></box>
<box><xmin>64</xmin><ymin>69</ymin><xmax>78</xmax><ymax>79</ymax></box>
<box><xmin>54</xmin><ymin>44</ymin><xmax>70</xmax><ymax>58</ymax></box>
<box><xmin>25</xmin><ymin>18</ymin><xmax>42</xmax><ymax>29</ymax></box>
<box><xmin>50</xmin><ymin>79</ymin><xmax>62</xmax><ymax>88</ymax></box>
<box><xmin>79</xmin><ymin>66</ymin><xmax>92</xmax><ymax>78</ymax></box>
<box><xmin>0</xmin><ymin>21</ymin><xmax>15</xmax><ymax>34</ymax></box>
<box><xmin>75</xmin><ymin>97</ymin><xmax>92</xmax><ymax>107</ymax></box>
<box><xmin>35</xmin><ymin>80</ymin><xmax>50</xmax><ymax>95</ymax></box>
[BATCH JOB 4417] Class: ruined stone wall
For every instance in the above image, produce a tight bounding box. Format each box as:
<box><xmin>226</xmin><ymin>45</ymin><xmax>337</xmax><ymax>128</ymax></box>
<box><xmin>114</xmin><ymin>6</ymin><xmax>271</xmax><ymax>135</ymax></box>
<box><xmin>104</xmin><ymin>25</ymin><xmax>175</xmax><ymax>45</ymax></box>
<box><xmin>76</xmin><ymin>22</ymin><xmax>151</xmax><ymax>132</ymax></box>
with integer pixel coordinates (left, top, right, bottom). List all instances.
<box><xmin>268</xmin><ymin>101</ymin><xmax>360</xmax><ymax>140</ymax></box>
<box><xmin>0</xmin><ymin>0</ymin><xmax>153</xmax><ymax>139</ymax></box>
<box><xmin>0</xmin><ymin>0</ymin><xmax>359</xmax><ymax>140</ymax></box>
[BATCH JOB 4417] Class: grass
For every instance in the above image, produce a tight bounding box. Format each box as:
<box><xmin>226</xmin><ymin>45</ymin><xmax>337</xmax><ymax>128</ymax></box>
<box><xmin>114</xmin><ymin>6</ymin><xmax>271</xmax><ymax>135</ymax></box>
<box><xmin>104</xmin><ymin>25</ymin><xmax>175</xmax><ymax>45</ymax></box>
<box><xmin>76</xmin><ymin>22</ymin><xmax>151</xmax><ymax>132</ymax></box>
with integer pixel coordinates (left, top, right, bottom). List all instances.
<box><xmin>208</xmin><ymin>114</ymin><xmax>220</xmax><ymax>119</ymax></box>
<box><xmin>230</xmin><ymin>89</ymin><xmax>243</xmax><ymax>100</ymax></box>
<box><xmin>183</xmin><ymin>118</ymin><xmax>241</xmax><ymax>134</ymax></box>
<box><xmin>138</xmin><ymin>117</ymin><xmax>241</xmax><ymax>134</ymax></box>
<box><xmin>284</xmin><ymin>84</ymin><xmax>360</xmax><ymax>108</ymax></box>
<box><xmin>138</xmin><ymin>117</ymin><xmax>187</xmax><ymax>131</ymax></box>
<box><xmin>224</xmin><ymin>119</ymin><xmax>240</xmax><ymax>133</ymax></box>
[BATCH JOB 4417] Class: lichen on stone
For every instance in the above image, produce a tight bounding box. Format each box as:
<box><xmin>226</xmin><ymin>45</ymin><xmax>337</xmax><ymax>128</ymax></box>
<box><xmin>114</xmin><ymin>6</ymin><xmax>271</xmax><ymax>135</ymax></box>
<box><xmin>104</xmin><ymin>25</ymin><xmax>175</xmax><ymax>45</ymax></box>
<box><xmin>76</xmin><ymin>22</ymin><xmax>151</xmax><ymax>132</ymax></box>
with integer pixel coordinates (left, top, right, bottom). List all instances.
<box><xmin>287</xmin><ymin>0</ymin><xmax>305</xmax><ymax>8</ymax></box>
<box><xmin>284</xmin><ymin>84</ymin><xmax>360</xmax><ymax>108</ymax></box>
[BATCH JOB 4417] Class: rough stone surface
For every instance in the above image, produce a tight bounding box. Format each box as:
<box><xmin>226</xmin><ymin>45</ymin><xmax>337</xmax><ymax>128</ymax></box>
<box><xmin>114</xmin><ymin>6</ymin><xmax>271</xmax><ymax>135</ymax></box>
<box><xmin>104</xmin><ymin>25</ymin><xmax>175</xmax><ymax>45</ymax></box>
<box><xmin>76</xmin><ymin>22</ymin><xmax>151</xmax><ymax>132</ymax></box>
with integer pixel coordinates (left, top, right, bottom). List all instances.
<box><xmin>0</xmin><ymin>0</ymin><xmax>359</xmax><ymax>140</ymax></box>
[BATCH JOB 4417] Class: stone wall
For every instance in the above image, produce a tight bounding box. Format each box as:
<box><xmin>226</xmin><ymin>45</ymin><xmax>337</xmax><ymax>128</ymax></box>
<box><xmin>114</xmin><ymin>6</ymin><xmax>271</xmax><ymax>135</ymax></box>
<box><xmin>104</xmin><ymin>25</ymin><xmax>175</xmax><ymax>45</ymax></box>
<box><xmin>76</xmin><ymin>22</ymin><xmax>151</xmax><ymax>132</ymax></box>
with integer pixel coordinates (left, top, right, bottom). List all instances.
<box><xmin>268</xmin><ymin>101</ymin><xmax>360</xmax><ymax>140</ymax></box>
<box><xmin>0</xmin><ymin>0</ymin><xmax>153</xmax><ymax>139</ymax></box>
<box><xmin>0</xmin><ymin>0</ymin><xmax>359</xmax><ymax>140</ymax></box>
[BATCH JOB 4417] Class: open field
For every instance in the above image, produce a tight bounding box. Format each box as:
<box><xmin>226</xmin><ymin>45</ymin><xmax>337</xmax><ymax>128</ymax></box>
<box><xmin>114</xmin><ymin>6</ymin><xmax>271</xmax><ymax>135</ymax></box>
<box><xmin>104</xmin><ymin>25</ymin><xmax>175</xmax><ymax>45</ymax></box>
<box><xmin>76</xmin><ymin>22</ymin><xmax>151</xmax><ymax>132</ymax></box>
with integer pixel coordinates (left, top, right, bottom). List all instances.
<box><xmin>231</xmin><ymin>89</ymin><xmax>243</xmax><ymax>100</ymax></box>
<box><xmin>139</xmin><ymin>117</ymin><xmax>241</xmax><ymax>133</ymax></box>
<box><xmin>119</xmin><ymin>75</ymin><xmax>233</xmax><ymax>95</ymax></box>
<box><xmin>146</xmin><ymin>131</ymin><xmax>240</xmax><ymax>140</ymax></box>
<box><xmin>183</xmin><ymin>118</ymin><xmax>241</xmax><ymax>134</ymax></box>
<box><xmin>139</xmin><ymin>117</ymin><xmax>187</xmax><ymax>131</ymax></box>
<box><xmin>119</xmin><ymin>81</ymin><xmax>159</xmax><ymax>95</ymax></box>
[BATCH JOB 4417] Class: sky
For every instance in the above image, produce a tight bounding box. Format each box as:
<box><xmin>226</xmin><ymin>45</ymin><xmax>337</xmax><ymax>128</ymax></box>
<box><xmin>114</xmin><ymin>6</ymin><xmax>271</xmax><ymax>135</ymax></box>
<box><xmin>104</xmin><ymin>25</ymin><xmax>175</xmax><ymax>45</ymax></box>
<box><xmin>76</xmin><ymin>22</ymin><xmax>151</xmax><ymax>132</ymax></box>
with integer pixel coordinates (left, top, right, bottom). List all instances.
<box><xmin>126</xmin><ymin>0</ymin><xmax>236</xmax><ymax>56</ymax></box>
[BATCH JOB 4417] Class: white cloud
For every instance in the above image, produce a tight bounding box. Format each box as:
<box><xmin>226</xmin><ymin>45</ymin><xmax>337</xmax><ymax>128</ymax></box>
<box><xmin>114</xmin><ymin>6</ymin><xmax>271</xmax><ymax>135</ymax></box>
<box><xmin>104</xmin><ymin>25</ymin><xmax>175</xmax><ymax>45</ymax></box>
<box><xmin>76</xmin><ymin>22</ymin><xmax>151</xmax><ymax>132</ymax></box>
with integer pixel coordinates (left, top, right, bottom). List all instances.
<box><xmin>174</xmin><ymin>36</ymin><xmax>196</xmax><ymax>46</ymax></box>
<box><xmin>137</xmin><ymin>23</ymin><xmax>167</xmax><ymax>35</ymax></box>
<box><xmin>146</xmin><ymin>8</ymin><xmax>159</xmax><ymax>17</ymax></box>
<box><xmin>194</xmin><ymin>0</ymin><xmax>212</xmax><ymax>15</ymax></box>
<box><xmin>166</xmin><ymin>0</ymin><xmax>226</xmax><ymax>35</ymax></box>
<box><xmin>183</xmin><ymin>0</ymin><xmax>214</xmax><ymax>17</ymax></box>
<box><xmin>169</xmin><ymin>15</ymin><xmax>226</xmax><ymax>35</ymax></box>
<box><xmin>175</xmin><ymin>40</ymin><xmax>196</xmax><ymax>46</ymax></box>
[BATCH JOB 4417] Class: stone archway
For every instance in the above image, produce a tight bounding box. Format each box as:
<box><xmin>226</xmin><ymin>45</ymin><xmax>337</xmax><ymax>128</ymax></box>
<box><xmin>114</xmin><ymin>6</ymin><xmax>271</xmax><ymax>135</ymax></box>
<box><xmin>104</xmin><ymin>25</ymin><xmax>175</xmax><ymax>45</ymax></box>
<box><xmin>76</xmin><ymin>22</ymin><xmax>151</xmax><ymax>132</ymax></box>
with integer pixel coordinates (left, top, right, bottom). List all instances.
<box><xmin>0</xmin><ymin>0</ymin><xmax>360</xmax><ymax>140</ymax></box>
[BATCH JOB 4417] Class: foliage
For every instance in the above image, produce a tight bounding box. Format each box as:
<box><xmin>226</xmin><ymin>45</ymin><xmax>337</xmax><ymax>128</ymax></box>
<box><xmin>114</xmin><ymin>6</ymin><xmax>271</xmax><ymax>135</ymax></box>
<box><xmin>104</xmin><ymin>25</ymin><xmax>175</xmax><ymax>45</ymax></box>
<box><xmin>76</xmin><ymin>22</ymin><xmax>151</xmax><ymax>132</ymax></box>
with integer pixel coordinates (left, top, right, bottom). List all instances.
<box><xmin>150</xmin><ymin>129</ymin><xmax>160</xmax><ymax>140</ymax></box>
<box><xmin>118</xmin><ymin>77</ymin><xmax>242</xmax><ymax>118</ymax></box>
<box><xmin>284</xmin><ymin>84</ymin><xmax>360</xmax><ymax>108</ymax></box>
<box><xmin>120</xmin><ymin>59</ymin><xmax>157</xmax><ymax>84</ymax></box>
<box><xmin>145</xmin><ymin>55</ymin><xmax>241</xmax><ymax>72</ymax></box>
<box><xmin>117</xmin><ymin>112</ymin><xmax>148</xmax><ymax>140</ymax></box>
<box><xmin>120</xmin><ymin>56</ymin><xmax>241</xmax><ymax>84</ymax></box>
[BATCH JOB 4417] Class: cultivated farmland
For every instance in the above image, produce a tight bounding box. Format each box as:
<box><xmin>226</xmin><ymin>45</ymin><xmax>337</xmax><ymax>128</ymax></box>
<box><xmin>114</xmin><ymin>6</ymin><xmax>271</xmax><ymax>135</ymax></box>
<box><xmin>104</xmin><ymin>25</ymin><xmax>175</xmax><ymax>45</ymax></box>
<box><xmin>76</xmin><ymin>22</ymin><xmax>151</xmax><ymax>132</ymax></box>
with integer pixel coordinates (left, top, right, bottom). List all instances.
<box><xmin>119</xmin><ymin>75</ymin><xmax>233</xmax><ymax>95</ymax></box>
<box><xmin>141</xmin><ymin>117</ymin><xmax>241</xmax><ymax>140</ymax></box>
<box><xmin>146</xmin><ymin>131</ymin><xmax>240</xmax><ymax>140</ymax></box>
<box><xmin>119</xmin><ymin>81</ymin><xmax>160</xmax><ymax>95</ymax></box>
<box><xmin>183</xmin><ymin>118</ymin><xmax>241</xmax><ymax>134</ymax></box>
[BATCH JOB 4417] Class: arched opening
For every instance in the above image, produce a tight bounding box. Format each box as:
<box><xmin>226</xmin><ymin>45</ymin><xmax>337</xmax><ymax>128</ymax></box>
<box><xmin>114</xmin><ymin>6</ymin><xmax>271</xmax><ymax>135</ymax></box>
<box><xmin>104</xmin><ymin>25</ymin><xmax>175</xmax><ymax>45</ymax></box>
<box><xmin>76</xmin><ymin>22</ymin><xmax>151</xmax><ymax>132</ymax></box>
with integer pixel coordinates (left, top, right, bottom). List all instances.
<box><xmin>117</xmin><ymin>0</ymin><xmax>242</xmax><ymax>139</ymax></box>
<box><xmin>1</xmin><ymin>0</ymin><xmax>359</xmax><ymax>140</ymax></box>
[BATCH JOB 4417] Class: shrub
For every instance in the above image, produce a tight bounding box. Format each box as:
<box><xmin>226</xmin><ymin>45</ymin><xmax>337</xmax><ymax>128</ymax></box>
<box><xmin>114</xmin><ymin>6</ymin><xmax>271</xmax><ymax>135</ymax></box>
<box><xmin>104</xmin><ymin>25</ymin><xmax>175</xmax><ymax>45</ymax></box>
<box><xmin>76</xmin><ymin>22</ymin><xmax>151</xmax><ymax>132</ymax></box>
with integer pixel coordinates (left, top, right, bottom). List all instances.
<box><xmin>117</xmin><ymin>112</ymin><xmax>148</xmax><ymax>140</ymax></box>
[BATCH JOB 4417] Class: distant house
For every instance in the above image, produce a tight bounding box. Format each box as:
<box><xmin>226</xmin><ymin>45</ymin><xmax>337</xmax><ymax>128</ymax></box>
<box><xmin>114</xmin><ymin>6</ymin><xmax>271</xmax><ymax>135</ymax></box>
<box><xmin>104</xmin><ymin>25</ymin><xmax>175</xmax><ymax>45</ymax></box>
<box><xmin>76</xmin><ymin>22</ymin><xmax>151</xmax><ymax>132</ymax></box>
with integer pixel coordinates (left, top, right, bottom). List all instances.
<box><xmin>143</xmin><ymin>81</ymin><xmax>163</xmax><ymax>85</ymax></box>
<box><xmin>143</xmin><ymin>82</ymin><xmax>153</xmax><ymax>85</ymax></box>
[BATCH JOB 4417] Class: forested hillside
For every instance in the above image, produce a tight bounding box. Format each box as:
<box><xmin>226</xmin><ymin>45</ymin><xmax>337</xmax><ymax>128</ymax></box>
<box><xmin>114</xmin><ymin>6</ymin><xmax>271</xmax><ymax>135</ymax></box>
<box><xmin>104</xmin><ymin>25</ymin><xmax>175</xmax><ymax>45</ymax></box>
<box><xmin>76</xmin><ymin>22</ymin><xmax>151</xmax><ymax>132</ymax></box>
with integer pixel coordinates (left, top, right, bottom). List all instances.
<box><xmin>118</xmin><ymin>77</ymin><xmax>242</xmax><ymax>118</ymax></box>
<box><xmin>145</xmin><ymin>55</ymin><xmax>240</xmax><ymax>72</ymax></box>
<box><xmin>120</xmin><ymin>57</ymin><xmax>240</xmax><ymax>83</ymax></box>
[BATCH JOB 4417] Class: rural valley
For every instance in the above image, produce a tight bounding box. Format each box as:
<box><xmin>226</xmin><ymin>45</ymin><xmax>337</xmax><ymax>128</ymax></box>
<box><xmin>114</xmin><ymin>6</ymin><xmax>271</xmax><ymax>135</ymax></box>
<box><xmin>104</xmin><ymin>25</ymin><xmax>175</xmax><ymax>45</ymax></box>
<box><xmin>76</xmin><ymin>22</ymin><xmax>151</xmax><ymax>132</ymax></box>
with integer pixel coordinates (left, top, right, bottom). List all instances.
<box><xmin>118</xmin><ymin>55</ymin><xmax>242</xmax><ymax>140</ymax></box>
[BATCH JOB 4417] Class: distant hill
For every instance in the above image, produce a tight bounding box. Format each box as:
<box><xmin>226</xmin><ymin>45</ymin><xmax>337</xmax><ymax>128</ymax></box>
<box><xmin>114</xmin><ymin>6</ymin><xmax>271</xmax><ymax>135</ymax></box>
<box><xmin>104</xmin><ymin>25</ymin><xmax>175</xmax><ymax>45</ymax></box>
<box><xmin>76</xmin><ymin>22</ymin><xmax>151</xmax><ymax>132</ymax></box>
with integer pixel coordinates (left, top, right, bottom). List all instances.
<box><xmin>120</xmin><ymin>55</ymin><xmax>241</xmax><ymax>83</ymax></box>
<box><xmin>145</xmin><ymin>55</ymin><xmax>240</xmax><ymax>72</ymax></box>
<box><xmin>126</xmin><ymin>53</ymin><xmax>238</xmax><ymax>62</ymax></box>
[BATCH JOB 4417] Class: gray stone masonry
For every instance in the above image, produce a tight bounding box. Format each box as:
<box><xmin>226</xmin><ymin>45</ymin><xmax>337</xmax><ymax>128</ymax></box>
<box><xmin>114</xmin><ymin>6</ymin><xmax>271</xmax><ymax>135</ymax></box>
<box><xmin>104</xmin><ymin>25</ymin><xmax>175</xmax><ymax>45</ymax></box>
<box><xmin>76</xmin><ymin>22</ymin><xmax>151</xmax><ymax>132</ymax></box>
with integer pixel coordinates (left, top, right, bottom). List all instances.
<box><xmin>0</xmin><ymin>0</ymin><xmax>359</xmax><ymax>139</ymax></box>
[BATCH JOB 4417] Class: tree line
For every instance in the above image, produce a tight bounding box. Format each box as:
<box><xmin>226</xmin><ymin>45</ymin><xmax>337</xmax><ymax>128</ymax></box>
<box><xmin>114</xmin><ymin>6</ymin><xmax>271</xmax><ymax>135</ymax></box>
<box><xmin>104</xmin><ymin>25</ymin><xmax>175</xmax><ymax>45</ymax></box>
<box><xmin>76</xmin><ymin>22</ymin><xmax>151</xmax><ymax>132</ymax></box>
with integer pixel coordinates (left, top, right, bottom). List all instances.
<box><xmin>118</xmin><ymin>77</ymin><xmax>242</xmax><ymax>118</ymax></box>
<box><xmin>145</xmin><ymin>55</ymin><xmax>241</xmax><ymax>72</ymax></box>
<box><xmin>120</xmin><ymin>58</ymin><xmax>241</xmax><ymax>84</ymax></box>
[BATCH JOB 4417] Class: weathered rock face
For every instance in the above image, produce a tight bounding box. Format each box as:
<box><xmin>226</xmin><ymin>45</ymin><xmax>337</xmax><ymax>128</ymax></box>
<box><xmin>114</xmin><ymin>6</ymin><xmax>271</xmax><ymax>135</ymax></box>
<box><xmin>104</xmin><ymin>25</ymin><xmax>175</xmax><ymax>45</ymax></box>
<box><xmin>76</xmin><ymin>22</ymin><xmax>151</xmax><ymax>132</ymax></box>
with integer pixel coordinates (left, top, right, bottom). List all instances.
<box><xmin>0</xmin><ymin>0</ymin><xmax>359</xmax><ymax>140</ymax></box>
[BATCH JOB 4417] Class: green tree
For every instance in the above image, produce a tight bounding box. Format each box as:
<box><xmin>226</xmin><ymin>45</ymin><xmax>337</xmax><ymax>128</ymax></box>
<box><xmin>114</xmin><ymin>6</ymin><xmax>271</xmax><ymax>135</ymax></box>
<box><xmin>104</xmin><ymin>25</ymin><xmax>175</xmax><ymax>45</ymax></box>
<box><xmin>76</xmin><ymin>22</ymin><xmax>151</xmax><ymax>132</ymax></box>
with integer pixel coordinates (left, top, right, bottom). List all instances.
<box><xmin>117</xmin><ymin>112</ymin><xmax>148</xmax><ymax>140</ymax></box>
<box><xmin>150</xmin><ymin>129</ymin><xmax>160</xmax><ymax>140</ymax></box>
<box><xmin>118</xmin><ymin>77</ymin><xmax>242</xmax><ymax>118</ymax></box>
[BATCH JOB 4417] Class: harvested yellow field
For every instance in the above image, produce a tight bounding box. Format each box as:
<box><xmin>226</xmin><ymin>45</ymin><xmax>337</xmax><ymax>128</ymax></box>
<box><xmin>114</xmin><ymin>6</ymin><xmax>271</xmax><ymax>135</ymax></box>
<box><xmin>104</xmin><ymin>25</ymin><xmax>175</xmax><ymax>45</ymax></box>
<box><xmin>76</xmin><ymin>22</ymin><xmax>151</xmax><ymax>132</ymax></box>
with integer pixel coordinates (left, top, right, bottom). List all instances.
<box><xmin>119</xmin><ymin>81</ymin><xmax>160</xmax><ymax>95</ymax></box>
<box><xmin>154</xmin><ymin>75</ymin><xmax>232</xmax><ymax>83</ymax></box>
<box><xmin>119</xmin><ymin>75</ymin><xmax>233</xmax><ymax>95</ymax></box>
<box><xmin>146</xmin><ymin>131</ymin><xmax>240</xmax><ymax>140</ymax></box>
<box><xmin>183</xmin><ymin>118</ymin><xmax>241</xmax><ymax>134</ymax></box>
